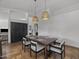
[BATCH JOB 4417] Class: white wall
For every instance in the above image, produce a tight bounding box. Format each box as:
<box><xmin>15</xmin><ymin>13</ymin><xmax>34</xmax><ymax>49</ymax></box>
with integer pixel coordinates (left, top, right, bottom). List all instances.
<box><xmin>0</xmin><ymin>11</ymin><xmax>9</xmax><ymax>29</ymax></box>
<box><xmin>38</xmin><ymin>8</ymin><xmax>79</xmax><ymax>48</ymax></box>
<box><xmin>0</xmin><ymin>20</ymin><xmax>8</xmax><ymax>29</ymax></box>
<box><xmin>10</xmin><ymin>10</ymin><xmax>28</xmax><ymax>20</ymax></box>
<box><xmin>38</xmin><ymin>20</ymin><xmax>49</xmax><ymax>36</ymax></box>
<box><xmin>49</xmin><ymin>10</ymin><xmax>79</xmax><ymax>48</ymax></box>
<box><xmin>0</xmin><ymin>8</ymin><xmax>28</xmax><ymax>29</ymax></box>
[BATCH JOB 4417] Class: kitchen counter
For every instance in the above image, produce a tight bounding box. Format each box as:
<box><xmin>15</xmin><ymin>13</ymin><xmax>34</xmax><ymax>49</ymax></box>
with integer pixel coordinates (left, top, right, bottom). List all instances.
<box><xmin>0</xmin><ymin>36</ymin><xmax>8</xmax><ymax>59</ymax></box>
<box><xmin>0</xmin><ymin>32</ymin><xmax>8</xmax><ymax>43</ymax></box>
<box><xmin>0</xmin><ymin>28</ymin><xmax>8</xmax><ymax>58</ymax></box>
<box><xmin>0</xmin><ymin>32</ymin><xmax>8</xmax><ymax>36</ymax></box>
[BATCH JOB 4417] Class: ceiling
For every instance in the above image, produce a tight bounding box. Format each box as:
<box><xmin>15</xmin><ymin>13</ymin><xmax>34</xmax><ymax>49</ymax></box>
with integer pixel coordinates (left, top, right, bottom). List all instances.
<box><xmin>0</xmin><ymin>0</ymin><xmax>79</xmax><ymax>16</ymax></box>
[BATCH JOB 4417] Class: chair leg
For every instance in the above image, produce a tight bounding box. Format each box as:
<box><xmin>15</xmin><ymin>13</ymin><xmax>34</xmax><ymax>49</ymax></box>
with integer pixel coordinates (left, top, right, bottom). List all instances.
<box><xmin>35</xmin><ymin>53</ymin><xmax>37</xmax><ymax>59</ymax></box>
<box><xmin>24</xmin><ymin>45</ymin><xmax>26</xmax><ymax>52</ymax></box>
<box><xmin>64</xmin><ymin>46</ymin><xmax>65</xmax><ymax>57</ymax></box>
<box><xmin>64</xmin><ymin>51</ymin><xmax>65</xmax><ymax>58</ymax></box>
<box><xmin>44</xmin><ymin>49</ymin><xmax>45</xmax><ymax>56</ymax></box>
<box><xmin>48</xmin><ymin>50</ymin><xmax>52</xmax><ymax>57</ymax></box>
<box><xmin>30</xmin><ymin>50</ymin><xmax>31</xmax><ymax>57</ymax></box>
<box><xmin>61</xmin><ymin>53</ymin><xmax>62</xmax><ymax>59</ymax></box>
<box><xmin>30</xmin><ymin>48</ymin><xmax>32</xmax><ymax>57</ymax></box>
<box><xmin>22</xmin><ymin>44</ymin><xmax>23</xmax><ymax>50</ymax></box>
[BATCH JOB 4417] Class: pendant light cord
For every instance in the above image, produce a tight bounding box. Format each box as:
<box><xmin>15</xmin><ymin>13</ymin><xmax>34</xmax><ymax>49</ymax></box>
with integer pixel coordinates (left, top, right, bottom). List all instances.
<box><xmin>34</xmin><ymin>0</ymin><xmax>37</xmax><ymax>16</ymax></box>
<box><xmin>45</xmin><ymin>0</ymin><xmax>46</xmax><ymax>10</ymax></box>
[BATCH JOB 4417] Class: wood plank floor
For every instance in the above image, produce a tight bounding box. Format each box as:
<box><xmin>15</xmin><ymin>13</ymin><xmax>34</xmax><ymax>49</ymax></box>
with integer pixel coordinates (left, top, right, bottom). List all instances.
<box><xmin>2</xmin><ymin>42</ymin><xmax>79</xmax><ymax>59</ymax></box>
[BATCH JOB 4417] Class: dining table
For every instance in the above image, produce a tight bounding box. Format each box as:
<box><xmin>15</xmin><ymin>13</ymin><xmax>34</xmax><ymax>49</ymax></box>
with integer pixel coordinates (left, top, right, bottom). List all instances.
<box><xmin>26</xmin><ymin>35</ymin><xmax>57</xmax><ymax>59</ymax></box>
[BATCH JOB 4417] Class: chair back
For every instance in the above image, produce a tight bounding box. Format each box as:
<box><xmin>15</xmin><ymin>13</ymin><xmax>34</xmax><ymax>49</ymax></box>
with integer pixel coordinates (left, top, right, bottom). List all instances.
<box><xmin>23</xmin><ymin>37</ymin><xmax>30</xmax><ymax>41</ymax></box>
<box><xmin>56</xmin><ymin>39</ymin><xmax>65</xmax><ymax>51</ymax></box>
<box><xmin>60</xmin><ymin>40</ymin><xmax>65</xmax><ymax>51</ymax></box>
<box><xmin>30</xmin><ymin>41</ymin><xmax>37</xmax><ymax>51</ymax></box>
<box><xmin>51</xmin><ymin>39</ymin><xmax>65</xmax><ymax>51</ymax></box>
<box><xmin>23</xmin><ymin>37</ymin><xmax>26</xmax><ymax>41</ymax></box>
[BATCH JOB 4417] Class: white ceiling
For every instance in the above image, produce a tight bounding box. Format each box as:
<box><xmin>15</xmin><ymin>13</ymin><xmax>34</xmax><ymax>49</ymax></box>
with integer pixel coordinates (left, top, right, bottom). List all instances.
<box><xmin>0</xmin><ymin>0</ymin><xmax>79</xmax><ymax>16</ymax></box>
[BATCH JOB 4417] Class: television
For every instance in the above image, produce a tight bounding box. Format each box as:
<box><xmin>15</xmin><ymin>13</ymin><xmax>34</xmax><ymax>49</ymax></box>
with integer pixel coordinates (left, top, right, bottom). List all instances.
<box><xmin>1</xmin><ymin>29</ymin><xmax>8</xmax><ymax>32</ymax></box>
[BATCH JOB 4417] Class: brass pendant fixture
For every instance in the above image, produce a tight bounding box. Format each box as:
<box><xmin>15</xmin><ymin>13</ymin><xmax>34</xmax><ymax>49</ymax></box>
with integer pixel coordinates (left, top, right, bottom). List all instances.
<box><xmin>42</xmin><ymin>0</ymin><xmax>49</xmax><ymax>20</ymax></box>
<box><xmin>42</xmin><ymin>10</ymin><xmax>49</xmax><ymax>20</ymax></box>
<box><xmin>32</xmin><ymin>16</ymin><xmax>38</xmax><ymax>24</ymax></box>
<box><xmin>32</xmin><ymin>0</ymin><xmax>38</xmax><ymax>24</ymax></box>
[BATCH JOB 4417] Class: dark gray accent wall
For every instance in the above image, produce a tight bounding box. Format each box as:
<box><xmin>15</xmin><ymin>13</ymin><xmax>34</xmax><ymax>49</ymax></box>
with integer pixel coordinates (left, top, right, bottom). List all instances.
<box><xmin>11</xmin><ymin>22</ymin><xmax>28</xmax><ymax>43</ymax></box>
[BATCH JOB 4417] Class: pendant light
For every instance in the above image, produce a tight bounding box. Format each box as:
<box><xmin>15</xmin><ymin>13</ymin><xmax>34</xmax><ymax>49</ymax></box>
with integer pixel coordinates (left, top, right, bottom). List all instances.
<box><xmin>42</xmin><ymin>0</ymin><xmax>49</xmax><ymax>20</ymax></box>
<box><xmin>32</xmin><ymin>0</ymin><xmax>38</xmax><ymax>24</ymax></box>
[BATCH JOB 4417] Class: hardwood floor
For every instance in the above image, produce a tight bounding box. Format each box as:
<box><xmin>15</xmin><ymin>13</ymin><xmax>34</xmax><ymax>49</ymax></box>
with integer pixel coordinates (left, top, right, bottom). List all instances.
<box><xmin>2</xmin><ymin>42</ymin><xmax>79</xmax><ymax>59</ymax></box>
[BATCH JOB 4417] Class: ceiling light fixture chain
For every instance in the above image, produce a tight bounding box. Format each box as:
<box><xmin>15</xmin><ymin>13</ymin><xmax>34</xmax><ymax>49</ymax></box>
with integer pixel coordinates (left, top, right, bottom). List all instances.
<box><xmin>45</xmin><ymin>0</ymin><xmax>46</xmax><ymax>10</ymax></box>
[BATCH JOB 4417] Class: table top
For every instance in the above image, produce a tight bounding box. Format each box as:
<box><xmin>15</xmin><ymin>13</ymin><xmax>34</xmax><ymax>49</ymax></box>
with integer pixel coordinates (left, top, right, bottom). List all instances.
<box><xmin>26</xmin><ymin>35</ymin><xmax>57</xmax><ymax>45</ymax></box>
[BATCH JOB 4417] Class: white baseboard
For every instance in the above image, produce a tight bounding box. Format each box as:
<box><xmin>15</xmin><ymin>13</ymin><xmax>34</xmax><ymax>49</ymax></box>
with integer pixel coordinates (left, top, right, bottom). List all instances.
<box><xmin>65</xmin><ymin>39</ymin><xmax>79</xmax><ymax>48</ymax></box>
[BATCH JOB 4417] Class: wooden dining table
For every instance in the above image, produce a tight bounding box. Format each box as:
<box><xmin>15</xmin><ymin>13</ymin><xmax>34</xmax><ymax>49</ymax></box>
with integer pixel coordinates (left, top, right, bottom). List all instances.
<box><xmin>26</xmin><ymin>35</ymin><xmax>57</xmax><ymax>59</ymax></box>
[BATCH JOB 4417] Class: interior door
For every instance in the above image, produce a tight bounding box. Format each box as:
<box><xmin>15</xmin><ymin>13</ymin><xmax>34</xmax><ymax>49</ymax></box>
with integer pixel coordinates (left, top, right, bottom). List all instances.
<box><xmin>11</xmin><ymin>22</ymin><xmax>28</xmax><ymax>43</ymax></box>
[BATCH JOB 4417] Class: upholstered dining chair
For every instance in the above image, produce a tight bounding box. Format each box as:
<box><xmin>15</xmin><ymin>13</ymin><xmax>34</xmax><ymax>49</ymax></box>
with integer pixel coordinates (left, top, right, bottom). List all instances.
<box><xmin>22</xmin><ymin>37</ymin><xmax>30</xmax><ymax>52</ymax></box>
<box><xmin>49</xmin><ymin>39</ymin><xmax>65</xmax><ymax>59</ymax></box>
<box><xmin>30</xmin><ymin>41</ymin><xmax>45</xmax><ymax>59</ymax></box>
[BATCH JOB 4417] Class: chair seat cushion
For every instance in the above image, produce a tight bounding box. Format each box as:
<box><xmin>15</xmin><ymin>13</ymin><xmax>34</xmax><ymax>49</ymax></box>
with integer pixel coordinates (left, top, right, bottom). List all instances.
<box><xmin>31</xmin><ymin>44</ymin><xmax>44</xmax><ymax>52</ymax></box>
<box><xmin>50</xmin><ymin>47</ymin><xmax>62</xmax><ymax>53</ymax></box>
<box><xmin>51</xmin><ymin>44</ymin><xmax>61</xmax><ymax>48</ymax></box>
<box><xmin>51</xmin><ymin>39</ymin><xmax>65</xmax><ymax>48</ymax></box>
<box><xmin>31</xmin><ymin>41</ymin><xmax>37</xmax><ymax>44</ymax></box>
<box><xmin>23</xmin><ymin>41</ymin><xmax>30</xmax><ymax>45</ymax></box>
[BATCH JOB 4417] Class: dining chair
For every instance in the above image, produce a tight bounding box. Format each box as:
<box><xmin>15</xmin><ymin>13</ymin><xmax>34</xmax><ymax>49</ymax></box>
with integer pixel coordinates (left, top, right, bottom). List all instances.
<box><xmin>49</xmin><ymin>39</ymin><xmax>65</xmax><ymax>59</ymax></box>
<box><xmin>22</xmin><ymin>37</ymin><xmax>30</xmax><ymax>52</ymax></box>
<box><xmin>30</xmin><ymin>41</ymin><xmax>45</xmax><ymax>59</ymax></box>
